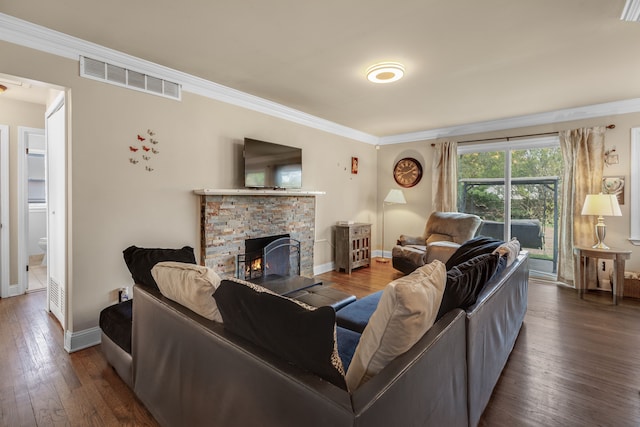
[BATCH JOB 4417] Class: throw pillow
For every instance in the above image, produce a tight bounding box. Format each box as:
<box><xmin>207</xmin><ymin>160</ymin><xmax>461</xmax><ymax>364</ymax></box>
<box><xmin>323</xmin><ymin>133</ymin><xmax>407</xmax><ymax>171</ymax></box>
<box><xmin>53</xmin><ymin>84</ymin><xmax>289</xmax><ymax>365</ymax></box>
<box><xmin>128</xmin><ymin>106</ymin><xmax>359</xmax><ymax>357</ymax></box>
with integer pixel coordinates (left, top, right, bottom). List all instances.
<box><xmin>345</xmin><ymin>260</ymin><xmax>446</xmax><ymax>391</ymax></box>
<box><xmin>437</xmin><ymin>252</ymin><xmax>500</xmax><ymax>320</ymax></box>
<box><xmin>151</xmin><ymin>261</ymin><xmax>223</xmax><ymax>322</ymax></box>
<box><xmin>122</xmin><ymin>245</ymin><xmax>196</xmax><ymax>289</ymax></box>
<box><xmin>445</xmin><ymin>235</ymin><xmax>503</xmax><ymax>270</ymax></box>
<box><xmin>213</xmin><ymin>279</ymin><xmax>347</xmax><ymax>390</ymax></box>
<box><xmin>493</xmin><ymin>237</ymin><xmax>521</xmax><ymax>267</ymax></box>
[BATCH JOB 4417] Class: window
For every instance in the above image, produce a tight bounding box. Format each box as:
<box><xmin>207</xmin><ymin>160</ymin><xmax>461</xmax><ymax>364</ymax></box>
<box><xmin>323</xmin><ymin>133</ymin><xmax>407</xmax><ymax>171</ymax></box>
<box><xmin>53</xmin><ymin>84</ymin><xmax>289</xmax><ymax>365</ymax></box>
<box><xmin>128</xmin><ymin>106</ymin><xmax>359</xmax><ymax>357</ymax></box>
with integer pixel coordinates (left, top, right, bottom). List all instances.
<box><xmin>458</xmin><ymin>137</ymin><xmax>562</xmax><ymax>276</ymax></box>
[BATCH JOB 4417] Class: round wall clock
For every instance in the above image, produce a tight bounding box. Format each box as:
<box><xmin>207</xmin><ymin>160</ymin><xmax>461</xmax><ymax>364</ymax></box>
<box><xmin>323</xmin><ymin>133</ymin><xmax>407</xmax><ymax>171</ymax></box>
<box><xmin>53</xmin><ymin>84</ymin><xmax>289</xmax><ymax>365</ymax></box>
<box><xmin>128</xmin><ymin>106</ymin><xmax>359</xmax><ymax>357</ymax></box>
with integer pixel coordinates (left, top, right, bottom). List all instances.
<box><xmin>393</xmin><ymin>157</ymin><xmax>423</xmax><ymax>188</ymax></box>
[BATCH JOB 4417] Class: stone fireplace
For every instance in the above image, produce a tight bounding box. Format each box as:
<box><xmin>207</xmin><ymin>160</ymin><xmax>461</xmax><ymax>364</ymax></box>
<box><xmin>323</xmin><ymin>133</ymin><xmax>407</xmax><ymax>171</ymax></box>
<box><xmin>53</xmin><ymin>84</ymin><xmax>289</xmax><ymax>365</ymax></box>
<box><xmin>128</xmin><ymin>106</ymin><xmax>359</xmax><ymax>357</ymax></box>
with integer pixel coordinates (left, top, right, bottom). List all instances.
<box><xmin>196</xmin><ymin>189</ymin><xmax>322</xmax><ymax>278</ymax></box>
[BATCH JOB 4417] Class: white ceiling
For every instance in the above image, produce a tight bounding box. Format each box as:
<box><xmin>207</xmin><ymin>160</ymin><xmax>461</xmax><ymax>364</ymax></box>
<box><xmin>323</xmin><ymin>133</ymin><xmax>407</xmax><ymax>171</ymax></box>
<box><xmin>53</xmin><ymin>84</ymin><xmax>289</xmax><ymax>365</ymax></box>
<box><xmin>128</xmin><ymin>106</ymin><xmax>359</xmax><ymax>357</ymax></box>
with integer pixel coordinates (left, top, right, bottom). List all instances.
<box><xmin>1</xmin><ymin>0</ymin><xmax>639</xmax><ymax>137</ymax></box>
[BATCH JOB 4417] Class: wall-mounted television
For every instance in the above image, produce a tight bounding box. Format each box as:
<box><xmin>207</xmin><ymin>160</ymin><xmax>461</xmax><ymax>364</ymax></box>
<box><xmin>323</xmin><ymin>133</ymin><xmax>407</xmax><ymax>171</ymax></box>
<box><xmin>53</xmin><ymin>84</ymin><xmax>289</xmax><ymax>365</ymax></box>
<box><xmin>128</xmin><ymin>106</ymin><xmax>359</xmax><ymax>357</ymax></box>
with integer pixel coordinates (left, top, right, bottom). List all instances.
<box><xmin>244</xmin><ymin>138</ymin><xmax>302</xmax><ymax>189</ymax></box>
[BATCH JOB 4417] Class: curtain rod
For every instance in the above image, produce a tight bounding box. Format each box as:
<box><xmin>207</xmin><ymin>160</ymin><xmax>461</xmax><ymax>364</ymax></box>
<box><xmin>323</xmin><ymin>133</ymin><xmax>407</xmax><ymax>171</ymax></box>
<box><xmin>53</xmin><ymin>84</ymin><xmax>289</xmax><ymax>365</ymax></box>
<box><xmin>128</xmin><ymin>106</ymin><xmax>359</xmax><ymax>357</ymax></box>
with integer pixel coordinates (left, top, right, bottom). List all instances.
<box><xmin>430</xmin><ymin>124</ymin><xmax>615</xmax><ymax>146</ymax></box>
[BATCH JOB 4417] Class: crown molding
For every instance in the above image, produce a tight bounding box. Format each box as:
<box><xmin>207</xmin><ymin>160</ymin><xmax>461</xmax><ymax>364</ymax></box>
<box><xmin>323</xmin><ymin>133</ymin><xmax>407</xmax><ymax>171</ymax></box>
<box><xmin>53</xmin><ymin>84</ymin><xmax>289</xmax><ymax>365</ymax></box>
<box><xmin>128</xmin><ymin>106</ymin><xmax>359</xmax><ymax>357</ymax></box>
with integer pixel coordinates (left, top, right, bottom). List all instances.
<box><xmin>2</xmin><ymin>13</ymin><xmax>640</xmax><ymax>147</ymax></box>
<box><xmin>379</xmin><ymin>97</ymin><xmax>640</xmax><ymax>145</ymax></box>
<box><xmin>0</xmin><ymin>13</ymin><xmax>378</xmax><ymax>145</ymax></box>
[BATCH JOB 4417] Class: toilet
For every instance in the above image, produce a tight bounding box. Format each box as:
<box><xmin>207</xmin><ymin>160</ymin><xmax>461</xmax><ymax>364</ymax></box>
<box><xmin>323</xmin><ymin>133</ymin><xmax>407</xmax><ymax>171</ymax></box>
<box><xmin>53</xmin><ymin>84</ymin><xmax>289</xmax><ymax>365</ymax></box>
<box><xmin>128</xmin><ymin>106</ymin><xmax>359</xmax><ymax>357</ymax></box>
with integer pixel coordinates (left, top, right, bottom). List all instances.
<box><xmin>38</xmin><ymin>237</ymin><xmax>47</xmax><ymax>266</ymax></box>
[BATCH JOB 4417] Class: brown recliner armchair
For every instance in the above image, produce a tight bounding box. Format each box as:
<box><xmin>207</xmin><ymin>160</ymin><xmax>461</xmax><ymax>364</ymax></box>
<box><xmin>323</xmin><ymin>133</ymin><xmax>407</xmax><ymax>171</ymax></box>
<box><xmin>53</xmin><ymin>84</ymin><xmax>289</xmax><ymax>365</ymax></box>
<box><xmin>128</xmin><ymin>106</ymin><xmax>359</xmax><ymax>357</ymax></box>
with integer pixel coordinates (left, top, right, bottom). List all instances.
<box><xmin>392</xmin><ymin>211</ymin><xmax>482</xmax><ymax>275</ymax></box>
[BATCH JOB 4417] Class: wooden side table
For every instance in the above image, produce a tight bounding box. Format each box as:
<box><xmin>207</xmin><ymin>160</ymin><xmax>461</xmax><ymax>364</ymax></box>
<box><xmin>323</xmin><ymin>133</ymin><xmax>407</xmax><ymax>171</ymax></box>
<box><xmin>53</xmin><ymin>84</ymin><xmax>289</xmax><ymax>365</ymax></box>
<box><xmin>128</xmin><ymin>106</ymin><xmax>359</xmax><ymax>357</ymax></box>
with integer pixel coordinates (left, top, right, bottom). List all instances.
<box><xmin>573</xmin><ymin>246</ymin><xmax>632</xmax><ymax>305</ymax></box>
<box><xmin>335</xmin><ymin>223</ymin><xmax>371</xmax><ymax>274</ymax></box>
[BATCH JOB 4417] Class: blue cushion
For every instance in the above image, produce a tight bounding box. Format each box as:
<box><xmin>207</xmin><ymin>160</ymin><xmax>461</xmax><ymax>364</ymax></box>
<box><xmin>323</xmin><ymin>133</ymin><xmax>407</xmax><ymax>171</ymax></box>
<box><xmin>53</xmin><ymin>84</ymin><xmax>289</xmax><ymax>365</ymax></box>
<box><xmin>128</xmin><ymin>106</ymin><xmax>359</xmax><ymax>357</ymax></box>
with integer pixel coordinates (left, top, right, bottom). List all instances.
<box><xmin>336</xmin><ymin>291</ymin><xmax>383</xmax><ymax>333</ymax></box>
<box><xmin>336</xmin><ymin>326</ymin><xmax>361</xmax><ymax>371</ymax></box>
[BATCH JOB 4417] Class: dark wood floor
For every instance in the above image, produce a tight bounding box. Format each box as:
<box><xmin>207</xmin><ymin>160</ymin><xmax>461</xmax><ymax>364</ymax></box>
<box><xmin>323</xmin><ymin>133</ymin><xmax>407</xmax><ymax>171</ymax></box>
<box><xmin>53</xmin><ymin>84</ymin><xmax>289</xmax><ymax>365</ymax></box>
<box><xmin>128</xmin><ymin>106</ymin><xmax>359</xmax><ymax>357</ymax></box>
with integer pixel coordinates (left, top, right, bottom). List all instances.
<box><xmin>2</xmin><ymin>259</ymin><xmax>639</xmax><ymax>426</ymax></box>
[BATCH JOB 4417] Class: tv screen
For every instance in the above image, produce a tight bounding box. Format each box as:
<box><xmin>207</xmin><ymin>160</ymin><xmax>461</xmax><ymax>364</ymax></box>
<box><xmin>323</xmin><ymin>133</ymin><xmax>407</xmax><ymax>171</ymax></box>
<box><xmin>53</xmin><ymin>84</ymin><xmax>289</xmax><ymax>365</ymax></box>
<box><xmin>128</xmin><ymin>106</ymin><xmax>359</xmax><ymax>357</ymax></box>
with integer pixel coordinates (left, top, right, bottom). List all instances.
<box><xmin>244</xmin><ymin>138</ymin><xmax>302</xmax><ymax>189</ymax></box>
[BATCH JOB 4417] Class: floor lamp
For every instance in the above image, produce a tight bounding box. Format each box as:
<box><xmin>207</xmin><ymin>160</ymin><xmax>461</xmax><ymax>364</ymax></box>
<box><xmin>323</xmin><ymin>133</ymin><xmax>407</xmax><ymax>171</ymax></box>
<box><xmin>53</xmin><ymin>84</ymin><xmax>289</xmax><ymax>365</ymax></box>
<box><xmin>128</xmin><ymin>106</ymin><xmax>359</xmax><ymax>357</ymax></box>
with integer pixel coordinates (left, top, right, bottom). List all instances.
<box><xmin>377</xmin><ymin>189</ymin><xmax>407</xmax><ymax>263</ymax></box>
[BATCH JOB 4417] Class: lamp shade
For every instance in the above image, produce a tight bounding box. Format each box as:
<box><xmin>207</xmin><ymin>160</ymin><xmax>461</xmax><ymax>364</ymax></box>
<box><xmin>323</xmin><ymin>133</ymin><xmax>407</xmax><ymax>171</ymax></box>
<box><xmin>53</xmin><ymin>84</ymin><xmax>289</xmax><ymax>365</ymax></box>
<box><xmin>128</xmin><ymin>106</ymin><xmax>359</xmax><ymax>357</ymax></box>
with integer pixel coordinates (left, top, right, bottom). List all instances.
<box><xmin>384</xmin><ymin>189</ymin><xmax>407</xmax><ymax>204</ymax></box>
<box><xmin>581</xmin><ymin>193</ymin><xmax>622</xmax><ymax>217</ymax></box>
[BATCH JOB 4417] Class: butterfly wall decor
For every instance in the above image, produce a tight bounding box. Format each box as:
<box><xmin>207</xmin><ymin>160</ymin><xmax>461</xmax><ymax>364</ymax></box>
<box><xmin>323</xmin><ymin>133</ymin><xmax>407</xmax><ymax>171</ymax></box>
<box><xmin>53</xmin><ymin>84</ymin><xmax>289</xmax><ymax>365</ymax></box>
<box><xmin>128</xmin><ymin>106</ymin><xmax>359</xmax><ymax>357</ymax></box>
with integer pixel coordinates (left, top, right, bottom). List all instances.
<box><xmin>129</xmin><ymin>129</ymin><xmax>160</xmax><ymax>171</ymax></box>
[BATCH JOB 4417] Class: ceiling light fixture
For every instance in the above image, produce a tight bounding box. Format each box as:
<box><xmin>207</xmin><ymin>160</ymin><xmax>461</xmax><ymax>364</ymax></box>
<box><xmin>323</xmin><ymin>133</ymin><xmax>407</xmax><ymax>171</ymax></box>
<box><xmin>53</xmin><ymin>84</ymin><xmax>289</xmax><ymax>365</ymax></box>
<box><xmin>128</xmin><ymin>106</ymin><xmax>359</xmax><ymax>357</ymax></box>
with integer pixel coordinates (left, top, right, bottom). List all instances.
<box><xmin>0</xmin><ymin>85</ymin><xmax>6</xmax><ymax>93</ymax></box>
<box><xmin>621</xmin><ymin>0</ymin><xmax>640</xmax><ymax>21</ymax></box>
<box><xmin>366</xmin><ymin>62</ymin><xmax>405</xmax><ymax>84</ymax></box>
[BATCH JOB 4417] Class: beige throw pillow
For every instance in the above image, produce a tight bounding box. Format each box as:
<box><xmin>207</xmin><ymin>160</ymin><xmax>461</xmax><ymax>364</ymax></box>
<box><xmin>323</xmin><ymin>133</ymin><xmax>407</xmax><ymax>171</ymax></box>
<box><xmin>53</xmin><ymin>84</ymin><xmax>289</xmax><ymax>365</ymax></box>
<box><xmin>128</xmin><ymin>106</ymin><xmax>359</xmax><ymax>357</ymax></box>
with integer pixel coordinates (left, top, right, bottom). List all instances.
<box><xmin>151</xmin><ymin>261</ymin><xmax>223</xmax><ymax>322</ymax></box>
<box><xmin>493</xmin><ymin>238</ymin><xmax>521</xmax><ymax>267</ymax></box>
<box><xmin>345</xmin><ymin>260</ymin><xmax>446</xmax><ymax>391</ymax></box>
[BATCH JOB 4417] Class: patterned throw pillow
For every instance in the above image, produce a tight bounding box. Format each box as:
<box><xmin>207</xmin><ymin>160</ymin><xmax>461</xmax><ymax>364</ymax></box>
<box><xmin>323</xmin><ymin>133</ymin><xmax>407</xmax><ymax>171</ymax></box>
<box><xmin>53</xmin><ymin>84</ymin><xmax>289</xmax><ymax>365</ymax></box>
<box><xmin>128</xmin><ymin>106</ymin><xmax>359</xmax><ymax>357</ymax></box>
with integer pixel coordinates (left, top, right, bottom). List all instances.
<box><xmin>214</xmin><ymin>278</ymin><xmax>346</xmax><ymax>390</ymax></box>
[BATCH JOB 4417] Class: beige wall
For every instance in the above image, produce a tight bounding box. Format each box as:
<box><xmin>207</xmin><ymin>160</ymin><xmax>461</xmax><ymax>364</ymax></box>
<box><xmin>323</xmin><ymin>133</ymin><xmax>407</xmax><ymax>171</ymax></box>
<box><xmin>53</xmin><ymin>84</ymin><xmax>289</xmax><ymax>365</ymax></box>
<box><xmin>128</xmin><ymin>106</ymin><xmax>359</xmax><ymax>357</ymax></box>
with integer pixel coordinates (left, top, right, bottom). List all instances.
<box><xmin>377</xmin><ymin>113</ymin><xmax>640</xmax><ymax>271</ymax></box>
<box><xmin>0</xmin><ymin>98</ymin><xmax>46</xmax><ymax>284</ymax></box>
<box><xmin>0</xmin><ymin>41</ymin><xmax>377</xmax><ymax>332</ymax></box>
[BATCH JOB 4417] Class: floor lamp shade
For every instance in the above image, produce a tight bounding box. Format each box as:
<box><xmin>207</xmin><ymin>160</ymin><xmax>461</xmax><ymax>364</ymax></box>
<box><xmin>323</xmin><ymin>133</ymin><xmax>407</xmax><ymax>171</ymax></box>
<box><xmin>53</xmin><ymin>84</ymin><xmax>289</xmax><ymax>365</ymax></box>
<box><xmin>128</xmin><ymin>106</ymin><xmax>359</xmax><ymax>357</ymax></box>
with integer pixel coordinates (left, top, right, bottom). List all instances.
<box><xmin>379</xmin><ymin>189</ymin><xmax>407</xmax><ymax>262</ymax></box>
<box><xmin>581</xmin><ymin>193</ymin><xmax>622</xmax><ymax>249</ymax></box>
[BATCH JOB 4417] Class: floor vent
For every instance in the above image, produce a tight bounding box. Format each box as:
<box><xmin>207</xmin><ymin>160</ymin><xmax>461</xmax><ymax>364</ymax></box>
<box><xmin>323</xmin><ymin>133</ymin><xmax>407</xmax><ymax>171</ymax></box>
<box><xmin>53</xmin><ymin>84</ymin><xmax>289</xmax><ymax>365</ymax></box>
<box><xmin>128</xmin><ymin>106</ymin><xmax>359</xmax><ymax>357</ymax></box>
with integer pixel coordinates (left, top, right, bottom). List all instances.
<box><xmin>80</xmin><ymin>56</ymin><xmax>181</xmax><ymax>100</ymax></box>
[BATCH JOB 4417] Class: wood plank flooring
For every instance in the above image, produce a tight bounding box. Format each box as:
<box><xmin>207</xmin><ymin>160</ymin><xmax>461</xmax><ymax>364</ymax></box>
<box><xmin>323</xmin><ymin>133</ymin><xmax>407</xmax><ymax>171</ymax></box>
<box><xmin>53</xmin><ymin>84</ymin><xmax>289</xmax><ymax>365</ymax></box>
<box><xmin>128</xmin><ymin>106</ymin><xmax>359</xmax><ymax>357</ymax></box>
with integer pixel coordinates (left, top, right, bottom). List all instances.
<box><xmin>1</xmin><ymin>259</ymin><xmax>639</xmax><ymax>426</ymax></box>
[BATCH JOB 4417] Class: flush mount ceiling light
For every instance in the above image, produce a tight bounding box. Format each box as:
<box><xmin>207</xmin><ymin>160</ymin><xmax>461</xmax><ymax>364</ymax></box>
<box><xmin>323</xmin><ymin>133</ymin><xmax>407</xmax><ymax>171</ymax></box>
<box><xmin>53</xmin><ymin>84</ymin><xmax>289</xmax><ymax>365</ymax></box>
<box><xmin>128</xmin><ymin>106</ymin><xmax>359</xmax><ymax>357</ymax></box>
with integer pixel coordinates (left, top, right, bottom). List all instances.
<box><xmin>366</xmin><ymin>62</ymin><xmax>405</xmax><ymax>84</ymax></box>
<box><xmin>621</xmin><ymin>0</ymin><xmax>640</xmax><ymax>21</ymax></box>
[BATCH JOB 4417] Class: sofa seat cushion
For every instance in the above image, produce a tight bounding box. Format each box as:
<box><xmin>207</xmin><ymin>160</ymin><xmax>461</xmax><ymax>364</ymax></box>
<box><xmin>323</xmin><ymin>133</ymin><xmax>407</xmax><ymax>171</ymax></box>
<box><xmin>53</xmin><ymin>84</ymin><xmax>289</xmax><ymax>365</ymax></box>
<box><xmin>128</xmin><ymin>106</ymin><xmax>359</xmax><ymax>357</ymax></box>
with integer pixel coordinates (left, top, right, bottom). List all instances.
<box><xmin>345</xmin><ymin>260</ymin><xmax>446</xmax><ymax>391</ymax></box>
<box><xmin>336</xmin><ymin>290</ymin><xmax>383</xmax><ymax>333</ymax></box>
<box><xmin>123</xmin><ymin>245</ymin><xmax>196</xmax><ymax>289</ymax></box>
<box><xmin>214</xmin><ymin>279</ymin><xmax>346</xmax><ymax>390</ymax></box>
<box><xmin>99</xmin><ymin>299</ymin><xmax>133</xmax><ymax>354</ymax></box>
<box><xmin>336</xmin><ymin>326</ymin><xmax>361</xmax><ymax>371</ymax></box>
<box><xmin>151</xmin><ymin>261</ymin><xmax>223</xmax><ymax>322</ymax></box>
<box><xmin>437</xmin><ymin>252</ymin><xmax>501</xmax><ymax>320</ymax></box>
<box><xmin>445</xmin><ymin>236</ymin><xmax>503</xmax><ymax>270</ymax></box>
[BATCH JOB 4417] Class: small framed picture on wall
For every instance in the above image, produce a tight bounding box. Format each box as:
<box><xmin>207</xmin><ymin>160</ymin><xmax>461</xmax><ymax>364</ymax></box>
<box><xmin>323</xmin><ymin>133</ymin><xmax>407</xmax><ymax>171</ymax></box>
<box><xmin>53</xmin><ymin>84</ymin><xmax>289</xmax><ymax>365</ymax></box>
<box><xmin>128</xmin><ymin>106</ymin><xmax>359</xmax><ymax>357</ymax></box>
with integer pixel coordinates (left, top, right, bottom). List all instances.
<box><xmin>602</xmin><ymin>176</ymin><xmax>625</xmax><ymax>205</ymax></box>
<box><xmin>351</xmin><ymin>157</ymin><xmax>358</xmax><ymax>174</ymax></box>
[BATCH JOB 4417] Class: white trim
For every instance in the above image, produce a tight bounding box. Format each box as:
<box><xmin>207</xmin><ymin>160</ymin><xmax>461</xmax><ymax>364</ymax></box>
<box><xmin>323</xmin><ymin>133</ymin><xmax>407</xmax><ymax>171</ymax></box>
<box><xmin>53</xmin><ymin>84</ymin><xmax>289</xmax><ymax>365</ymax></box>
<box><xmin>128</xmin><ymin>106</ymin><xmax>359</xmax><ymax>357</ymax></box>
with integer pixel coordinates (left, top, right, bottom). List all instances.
<box><xmin>380</xmin><ymin>98</ymin><xmax>640</xmax><ymax>145</ymax></box>
<box><xmin>313</xmin><ymin>261</ymin><xmax>335</xmax><ymax>276</ymax></box>
<box><xmin>0</xmin><ymin>13</ymin><xmax>377</xmax><ymax>145</ymax></box>
<box><xmin>18</xmin><ymin>127</ymin><xmax>46</xmax><ymax>297</ymax></box>
<box><xmin>64</xmin><ymin>327</ymin><xmax>101</xmax><ymax>353</ymax></box>
<box><xmin>194</xmin><ymin>188</ymin><xmax>325</xmax><ymax>196</ymax></box>
<box><xmin>630</xmin><ymin>128</ymin><xmax>640</xmax><ymax>245</ymax></box>
<box><xmin>0</xmin><ymin>124</ymin><xmax>9</xmax><ymax>298</ymax></box>
<box><xmin>3</xmin><ymin>13</ymin><xmax>640</xmax><ymax>146</ymax></box>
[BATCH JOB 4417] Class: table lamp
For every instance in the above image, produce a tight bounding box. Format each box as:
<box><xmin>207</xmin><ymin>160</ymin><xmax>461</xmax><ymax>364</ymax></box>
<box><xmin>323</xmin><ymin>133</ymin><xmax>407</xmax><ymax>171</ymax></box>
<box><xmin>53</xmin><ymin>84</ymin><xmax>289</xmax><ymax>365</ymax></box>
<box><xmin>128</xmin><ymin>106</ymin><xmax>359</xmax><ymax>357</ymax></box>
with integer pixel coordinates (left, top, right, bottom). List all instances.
<box><xmin>378</xmin><ymin>189</ymin><xmax>407</xmax><ymax>263</ymax></box>
<box><xmin>581</xmin><ymin>193</ymin><xmax>622</xmax><ymax>249</ymax></box>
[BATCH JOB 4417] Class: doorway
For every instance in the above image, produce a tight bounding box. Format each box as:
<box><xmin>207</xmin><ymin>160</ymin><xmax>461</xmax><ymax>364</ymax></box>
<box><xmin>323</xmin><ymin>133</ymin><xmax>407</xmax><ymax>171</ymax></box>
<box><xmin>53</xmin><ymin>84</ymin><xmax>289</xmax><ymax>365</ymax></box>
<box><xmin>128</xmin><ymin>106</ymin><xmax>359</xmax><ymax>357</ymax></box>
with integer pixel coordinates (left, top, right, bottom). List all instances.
<box><xmin>18</xmin><ymin>127</ymin><xmax>47</xmax><ymax>292</ymax></box>
<box><xmin>0</xmin><ymin>74</ymin><xmax>67</xmax><ymax>329</ymax></box>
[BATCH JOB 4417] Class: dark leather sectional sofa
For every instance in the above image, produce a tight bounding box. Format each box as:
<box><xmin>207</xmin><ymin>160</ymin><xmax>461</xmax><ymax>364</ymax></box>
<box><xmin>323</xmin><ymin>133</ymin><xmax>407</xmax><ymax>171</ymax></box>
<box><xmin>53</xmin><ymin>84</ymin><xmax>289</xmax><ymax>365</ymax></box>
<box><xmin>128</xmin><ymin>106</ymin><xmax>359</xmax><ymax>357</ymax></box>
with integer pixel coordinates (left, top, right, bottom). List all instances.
<box><xmin>119</xmin><ymin>252</ymin><xmax>529</xmax><ymax>427</ymax></box>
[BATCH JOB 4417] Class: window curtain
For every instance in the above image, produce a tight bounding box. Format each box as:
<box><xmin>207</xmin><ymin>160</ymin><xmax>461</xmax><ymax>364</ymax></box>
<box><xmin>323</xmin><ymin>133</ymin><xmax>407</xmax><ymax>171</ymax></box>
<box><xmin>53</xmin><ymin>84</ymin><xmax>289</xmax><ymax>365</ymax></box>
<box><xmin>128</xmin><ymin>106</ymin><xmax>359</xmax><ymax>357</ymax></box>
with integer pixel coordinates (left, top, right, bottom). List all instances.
<box><xmin>432</xmin><ymin>141</ymin><xmax>458</xmax><ymax>212</ymax></box>
<box><xmin>557</xmin><ymin>126</ymin><xmax>605</xmax><ymax>285</ymax></box>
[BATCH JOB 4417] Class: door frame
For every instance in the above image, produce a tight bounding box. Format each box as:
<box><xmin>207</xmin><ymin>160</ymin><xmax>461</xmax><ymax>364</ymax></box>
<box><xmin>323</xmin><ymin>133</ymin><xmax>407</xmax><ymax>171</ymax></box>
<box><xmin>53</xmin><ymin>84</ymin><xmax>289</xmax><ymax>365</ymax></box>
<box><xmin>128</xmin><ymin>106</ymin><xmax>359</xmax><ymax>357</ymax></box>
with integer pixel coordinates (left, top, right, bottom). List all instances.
<box><xmin>0</xmin><ymin>124</ymin><xmax>9</xmax><ymax>297</ymax></box>
<box><xmin>18</xmin><ymin>126</ymin><xmax>46</xmax><ymax>296</ymax></box>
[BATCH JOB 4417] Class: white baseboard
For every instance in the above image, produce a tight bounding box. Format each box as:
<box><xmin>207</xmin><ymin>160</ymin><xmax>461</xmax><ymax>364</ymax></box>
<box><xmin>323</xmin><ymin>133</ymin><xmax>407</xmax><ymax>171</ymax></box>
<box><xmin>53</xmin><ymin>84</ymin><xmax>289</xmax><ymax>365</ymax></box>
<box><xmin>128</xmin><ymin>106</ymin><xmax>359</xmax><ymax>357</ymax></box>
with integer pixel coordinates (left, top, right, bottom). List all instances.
<box><xmin>314</xmin><ymin>262</ymin><xmax>334</xmax><ymax>275</ymax></box>
<box><xmin>64</xmin><ymin>326</ymin><xmax>101</xmax><ymax>353</ymax></box>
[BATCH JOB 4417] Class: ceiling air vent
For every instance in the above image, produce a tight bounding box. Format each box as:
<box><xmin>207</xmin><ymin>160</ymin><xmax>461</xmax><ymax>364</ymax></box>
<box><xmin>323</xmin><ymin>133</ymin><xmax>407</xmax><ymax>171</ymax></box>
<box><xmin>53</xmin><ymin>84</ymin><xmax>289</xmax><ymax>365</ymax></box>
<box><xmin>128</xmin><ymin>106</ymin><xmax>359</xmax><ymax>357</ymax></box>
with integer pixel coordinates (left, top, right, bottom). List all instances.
<box><xmin>80</xmin><ymin>56</ymin><xmax>181</xmax><ymax>100</ymax></box>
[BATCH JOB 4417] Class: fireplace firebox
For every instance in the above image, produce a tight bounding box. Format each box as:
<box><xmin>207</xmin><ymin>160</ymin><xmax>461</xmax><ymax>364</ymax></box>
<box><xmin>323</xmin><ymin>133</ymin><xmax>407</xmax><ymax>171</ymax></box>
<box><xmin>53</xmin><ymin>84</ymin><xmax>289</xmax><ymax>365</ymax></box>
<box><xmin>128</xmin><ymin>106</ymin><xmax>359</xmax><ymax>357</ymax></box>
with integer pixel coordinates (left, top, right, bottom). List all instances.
<box><xmin>237</xmin><ymin>235</ymin><xmax>301</xmax><ymax>281</ymax></box>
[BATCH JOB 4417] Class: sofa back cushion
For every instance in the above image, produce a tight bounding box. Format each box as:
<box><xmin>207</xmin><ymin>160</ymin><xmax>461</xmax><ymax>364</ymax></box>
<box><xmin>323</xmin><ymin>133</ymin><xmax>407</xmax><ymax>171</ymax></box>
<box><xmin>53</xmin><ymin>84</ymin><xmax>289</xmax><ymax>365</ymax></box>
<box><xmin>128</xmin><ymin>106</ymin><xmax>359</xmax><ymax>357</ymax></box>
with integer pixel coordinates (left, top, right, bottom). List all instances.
<box><xmin>345</xmin><ymin>260</ymin><xmax>446</xmax><ymax>391</ymax></box>
<box><xmin>123</xmin><ymin>245</ymin><xmax>196</xmax><ymax>289</ymax></box>
<box><xmin>445</xmin><ymin>235</ymin><xmax>503</xmax><ymax>270</ymax></box>
<box><xmin>424</xmin><ymin>212</ymin><xmax>482</xmax><ymax>244</ymax></box>
<box><xmin>151</xmin><ymin>261</ymin><xmax>223</xmax><ymax>322</ymax></box>
<box><xmin>437</xmin><ymin>252</ymin><xmax>501</xmax><ymax>320</ymax></box>
<box><xmin>214</xmin><ymin>279</ymin><xmax>346</xmax><ymax>390</ymax></box>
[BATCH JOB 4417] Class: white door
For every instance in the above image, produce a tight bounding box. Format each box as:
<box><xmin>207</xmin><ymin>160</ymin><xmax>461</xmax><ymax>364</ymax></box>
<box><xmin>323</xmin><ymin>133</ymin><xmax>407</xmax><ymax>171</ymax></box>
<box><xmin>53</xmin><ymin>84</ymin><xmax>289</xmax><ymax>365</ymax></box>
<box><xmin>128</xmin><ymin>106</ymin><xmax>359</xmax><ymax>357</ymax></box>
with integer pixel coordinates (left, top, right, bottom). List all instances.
<box><xmin>46</xmin><ymin>94</ymin><xmax>66</xmax><ymax>328</ymax></box>
<box><xmin>0</xmin><ymin>124</ymin><xmax>9</xmax><ymax>298</ymax></box>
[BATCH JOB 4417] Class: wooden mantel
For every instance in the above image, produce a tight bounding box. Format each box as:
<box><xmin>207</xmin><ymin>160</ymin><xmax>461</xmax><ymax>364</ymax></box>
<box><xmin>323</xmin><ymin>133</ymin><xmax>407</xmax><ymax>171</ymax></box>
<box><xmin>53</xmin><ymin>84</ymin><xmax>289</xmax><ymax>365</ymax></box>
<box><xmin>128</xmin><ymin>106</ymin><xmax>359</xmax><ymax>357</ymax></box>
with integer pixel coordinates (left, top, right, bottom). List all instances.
<box><xmin>193</xmin><ymin>188</ymin><xmax>325</xmax><ymax>196</ymax></box>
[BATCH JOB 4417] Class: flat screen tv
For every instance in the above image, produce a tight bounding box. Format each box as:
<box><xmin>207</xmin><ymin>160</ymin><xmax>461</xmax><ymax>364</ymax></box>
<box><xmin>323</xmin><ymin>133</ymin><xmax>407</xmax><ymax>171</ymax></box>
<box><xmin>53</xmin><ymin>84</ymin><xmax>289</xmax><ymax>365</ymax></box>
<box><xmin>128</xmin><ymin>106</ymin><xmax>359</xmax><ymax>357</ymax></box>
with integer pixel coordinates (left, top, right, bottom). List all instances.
<box><xmin>244</xmin><ymin>138</ymin><xmax>302</xmax><ymax>189</ymax></box>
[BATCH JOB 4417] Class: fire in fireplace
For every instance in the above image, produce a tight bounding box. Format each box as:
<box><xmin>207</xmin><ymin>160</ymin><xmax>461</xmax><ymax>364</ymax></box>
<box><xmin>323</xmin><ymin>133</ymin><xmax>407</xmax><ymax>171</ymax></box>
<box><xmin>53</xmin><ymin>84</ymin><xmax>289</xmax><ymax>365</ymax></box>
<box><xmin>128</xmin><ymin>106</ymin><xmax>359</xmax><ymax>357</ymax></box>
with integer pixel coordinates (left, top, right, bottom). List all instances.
<box><xmin>237</xmin><ymin>234</ymin><xmax>300</xmax><ymax>281</ymax></box>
